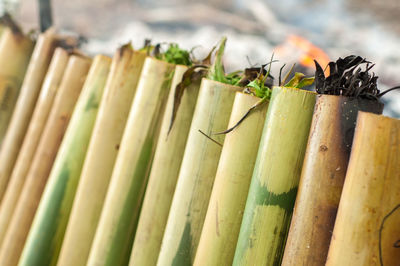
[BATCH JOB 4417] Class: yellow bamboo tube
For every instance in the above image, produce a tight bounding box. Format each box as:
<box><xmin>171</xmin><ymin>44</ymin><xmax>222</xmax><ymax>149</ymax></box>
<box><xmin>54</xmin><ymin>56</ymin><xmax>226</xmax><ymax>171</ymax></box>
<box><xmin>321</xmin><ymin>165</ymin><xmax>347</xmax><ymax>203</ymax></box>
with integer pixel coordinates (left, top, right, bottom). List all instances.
<box><xmin>0</xmin><ymin>55</ymin><xmax>91</xmax><ymax>266</ymax></box>
<box><xmin>19</xmin><ymin>55</ymin><xmax>111</xmax><ymax>266</ymax></box>
<box><xmin>87</xmin><ymin>57</ymin><xmax>175</xmax><ymax>266</ymax></box>
<box><xmin>0</xmin><ymin>25</ymin><xmax>4</xmax><ymax>37</ymax></box>
<box><xmin>0</xmin><ymin>47</ymin><xmax>69</xmax><ymax>248</ymax></box>
<box><xmin>0</xmin><ymin>28</ymin><xmax>57</xmax><ymax>202</ymax></box>
<box><xmin>194</xmin><ymin>92</ymin><xmax>268</xmax><ymax>266</ymax></box>
<box><xmin>233</xmin><ymin>87</ymin><xmax>316</xmax><ymax>266</ymax></box>
<box><xmin>157</xmin><ymin>79</ymin><xmax>242</xmax><ymax>266</ymax></box>
<box><xmin>281</xmin><ymin>95</ymin><xmax>383</xmax><ymax>266</ymax></box>
<box><xmin>57</xmin><ymin>46</ymin><xmax>146</xmax><ymax>266</ymax></box>
<box><xmin>0</xmin><ymin>28</ymin><xmax>34</xmax><ymax>146</ymax></box>
<box><xmin>326</xmin><ymin>112</ymin><xmax>400</xmax><ymax>265</ymax></box>
<box><xmin>129</xmin><ymin>65</ymin><xmax>200</xmax><ymax>266</ymax></box>
<box><xmin>88</xmin><ymin>57</ymin><xmax>175</xmax><ymax>266</ymax></box>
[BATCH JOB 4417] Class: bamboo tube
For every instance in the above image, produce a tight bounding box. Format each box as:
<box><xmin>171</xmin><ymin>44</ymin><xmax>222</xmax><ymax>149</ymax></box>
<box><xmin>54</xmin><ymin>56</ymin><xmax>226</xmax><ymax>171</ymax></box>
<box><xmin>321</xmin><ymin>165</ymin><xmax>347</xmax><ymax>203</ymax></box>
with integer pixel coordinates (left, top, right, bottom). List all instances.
<box><xmin>0</xmin><ymin>28</ymin><xmax>57</xmax><ymax>202</ymax></box>
<box><xmin>232</xmin><ymin>87</ymin><xmax>316</xmax><ymax>266</ymax></box>
<box><xmin>157</xmin><ymin>79</ymin><xmax>242</xmax><ymax>266</ymax></box>
<box><xmin>0</xmin><ymin>47</ymin><xmax>69</xmax><ymax>248</ymax></box>
<box><xmin>0</xmin><ymin>28</ymin><xmax>34</xmax><ymax>146</ymax></box>
<box><xmin>87</xmin><ymin>57</ymin><xmax>175</xmax><ymax>266</ymax></box>
<box><xmin>194</xmin><ymin>92</ymin><xmax>268</xmax><ymax>266</ymax></box>
<box><xmin>129</xmin><ymin>65</ymin><xmax>200</xmax><ymax>266</ymax></box>
<box><xmin>281</xmin><ymin>95</ymin><xmax>384</xmax><ymax>266</ymax></box>
<box><xmin>0</xmin><ymin>25</ymin><xmax>4</xmax><ymax>37</ymax></box>
<box><xmin>326</xmin><ymin>112</ymin><xmax>400</xmax><ymax>265</ymax></box>
<box><xmin>57</xmin><ymin>46</ymin><xmax>146</xmax><ymax>266</ymax></box>
<box><xmin>0</xmin><ymin>55</ymin><xmax>91</xmax><ymax>266</ymax></box>
<box><xmin>18</xmin><ymin>55</ymin><xmax>110</xmax><ymax>266</ymax></box>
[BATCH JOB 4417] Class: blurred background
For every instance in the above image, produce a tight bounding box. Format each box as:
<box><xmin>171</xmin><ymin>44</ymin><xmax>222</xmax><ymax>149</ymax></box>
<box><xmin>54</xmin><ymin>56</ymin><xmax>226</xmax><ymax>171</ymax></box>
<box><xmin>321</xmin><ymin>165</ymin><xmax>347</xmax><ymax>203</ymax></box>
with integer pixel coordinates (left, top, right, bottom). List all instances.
<box><xmin>5</xmin><ymin>0</ymin><xmax>400</xmax><ymax>117</ymax></box>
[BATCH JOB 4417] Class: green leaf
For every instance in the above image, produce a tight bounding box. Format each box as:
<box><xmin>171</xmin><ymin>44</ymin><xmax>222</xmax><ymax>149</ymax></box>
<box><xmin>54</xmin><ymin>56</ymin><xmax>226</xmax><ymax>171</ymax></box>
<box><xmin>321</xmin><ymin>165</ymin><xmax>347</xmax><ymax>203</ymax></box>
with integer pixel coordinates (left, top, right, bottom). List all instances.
<box><xmin>284</xmin><ymin>72</ymin><xmax>305</xmax><ymax>87</ymax></box>
<box><xmin>295</xmin><ymin>77</ymin><xmax>315</xmax><ymax>89</ymax></box>
<box><xmin>153</xmin><ymin>43</ymin><xmax>192</xmax><ymax>66</ymax></box>
<box><xmin>207</xmin><ymin>36</ymin><xmax>227</xmax><ymax>83</ymax></box>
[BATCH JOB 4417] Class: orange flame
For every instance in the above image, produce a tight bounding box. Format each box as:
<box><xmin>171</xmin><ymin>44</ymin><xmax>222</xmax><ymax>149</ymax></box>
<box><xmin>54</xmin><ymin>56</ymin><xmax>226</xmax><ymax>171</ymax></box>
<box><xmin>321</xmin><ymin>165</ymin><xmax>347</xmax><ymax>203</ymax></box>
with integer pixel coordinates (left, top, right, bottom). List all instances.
<box><xmin>275</xmin><ymin>34</ymin><xmax>330</xmax><ymax>74</ymax></box>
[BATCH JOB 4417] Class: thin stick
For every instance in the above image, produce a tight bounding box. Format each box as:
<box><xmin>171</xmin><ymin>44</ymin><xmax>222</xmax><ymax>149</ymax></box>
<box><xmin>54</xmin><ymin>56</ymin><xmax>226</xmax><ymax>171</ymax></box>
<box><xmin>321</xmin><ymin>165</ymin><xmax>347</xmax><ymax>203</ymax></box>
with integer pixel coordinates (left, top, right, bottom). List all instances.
<box><xmin>199</xmin><ymin>129</ymin><xmax>222</xmax><ymax>147</ymax></box>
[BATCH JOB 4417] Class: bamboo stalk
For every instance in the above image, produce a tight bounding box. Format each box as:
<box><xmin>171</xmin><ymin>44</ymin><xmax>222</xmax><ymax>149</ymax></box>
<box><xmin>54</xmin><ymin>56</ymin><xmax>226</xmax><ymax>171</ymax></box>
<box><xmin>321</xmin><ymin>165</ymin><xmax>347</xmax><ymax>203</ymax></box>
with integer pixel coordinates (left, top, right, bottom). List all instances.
<box><xmin>57</xmin><ymin>45</ymin><xmax>146</xmax><ymax>266</ymax></box>
<box><xmin>129</xmin><ymin>64</ymin><xmax>200</xmax><ymax>266</ymax></box>
<box><xmin>0</xmin><ymin>54</ymin><xmax>91</xmax><ymax>266</ymax></box>
<box><xmin>157</xmin><ymin>78</ymin><xmax>242</xmax><ymax>266</ymax></box>
<box><xmin>18</xmin><ymin>55</ymin><xmax>111</xmax><ymax>266</ymax></box>
<box><xmin>232</xmin><ymin>87</ymin><xmax>316</xmax><ymax>266</ymax></box>
<box><xmin>281</xmin><ymin>95</ymin><xmax>383</xmax><ymax>266</ymax></box>
<box><xmin>87</xmin><ymin>57</ymin><xmax>175</xmax><ymax>266</ymax></box>
<box><xmin>326</xmin><ymin>112</ymin><xmax>400</xmax><ymax>265</ymax></box>
<box><xmin>0</xmin><ymin>47</ymin><xmax>69</xmax><ymax>248</ymax></box>
<box><xmin>194</xmin><ymin>92</ymin><xmax>268</xmax><ymax>266</ymax></box>
<box><xmin>0</xmin><ymin>28</ymin><xmax>57</xmax><ymax>202</ymax></box>
<box><xmin>0</xmin><ymin>25</ymin><xmax>4</xmax><ymax>37</ymax></box>
<box><xmin>0</xmin><ymin>27</ymin><xmax>34</xmax><ymax>146</ymax></box>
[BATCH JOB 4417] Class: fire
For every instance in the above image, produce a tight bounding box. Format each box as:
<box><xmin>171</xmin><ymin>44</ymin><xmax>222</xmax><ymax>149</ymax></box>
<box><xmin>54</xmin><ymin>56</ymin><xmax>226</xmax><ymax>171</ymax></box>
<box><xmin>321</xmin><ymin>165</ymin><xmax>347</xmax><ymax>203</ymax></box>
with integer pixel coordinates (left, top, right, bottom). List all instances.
<box><xmin>275</xmin><ymin>35</ymin><xmax>330</xmax><ymax>73</ymax></box>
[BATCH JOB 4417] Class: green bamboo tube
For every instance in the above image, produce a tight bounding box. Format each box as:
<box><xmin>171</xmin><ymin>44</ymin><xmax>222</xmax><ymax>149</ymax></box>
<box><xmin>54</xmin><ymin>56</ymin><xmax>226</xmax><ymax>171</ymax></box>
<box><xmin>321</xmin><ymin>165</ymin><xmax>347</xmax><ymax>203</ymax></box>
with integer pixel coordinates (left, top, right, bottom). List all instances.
<box><xmin>157</xmin><ymin>78</ymin><xmax>242</xmax><ymax>266</ymax></box>
<box><xmin>0</xmin><ymin>47</ymin><xmax>69</xmax><ymax>248</ymax></box>
<box><xmin>57</xmin><ymin>46</ymin><xmax>146</xmax><ymax>266</ymax></box>
<box><xmin>194</xmin><ymin>92</ymin><xmax>268</xmax><ymax>266</ymax></box>
<box><xmin>129</xmin><ymin>64</ymin><xmax>200</xmax><ymax>266</ymax></box>
<box><xmin>232</xmin><ymin>87</ymin><xmax>316</xmax><ymax>266</ymax></box>
<box><xmin>326</xmin><ymin>112</ymin><xmax>400</xmax><ymax>265</ymax></box>
<box><xmin>0</xmin><ymin>29</ymin><xmax>57</xmax><ymax>202</ymax></box>
<box><xmin>0</xmin><ymin>28</ymin><xmax>34</xmax><ymax>147</ymax></box>
<box><xmin>87</xmin><ymin>57</ymin><xmax>175</xmax><ymax>266</ymax></box>
<box><xmin>0</xmin><ymin>54</ymin><xmax>91</xmax><ymax>266</ymax></box>
<box><xmin>18</xmin><ymin>55</ymin><xmax>110</xmax><ymax>266</ymax></box>
<box><xmin>281</xmin><ymin>95</ymin><xmax>383</xmax><ymax>266</ymax></box>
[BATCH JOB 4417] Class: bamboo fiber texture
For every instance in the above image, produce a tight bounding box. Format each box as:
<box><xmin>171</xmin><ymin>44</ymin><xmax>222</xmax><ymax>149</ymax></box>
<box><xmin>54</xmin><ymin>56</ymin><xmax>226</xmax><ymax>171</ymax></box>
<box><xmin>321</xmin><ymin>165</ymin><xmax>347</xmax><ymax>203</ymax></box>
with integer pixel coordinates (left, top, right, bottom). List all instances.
<box><xmin>57</xmin><ymin>46</ymin><xmax>146</xmax><ymax>266</ymax></box>
<box><xmin>233</xmin><ymin>87</ymin><xmax>316</xmax><ymax>266</ymax></box>
<box><xmin>87</xmin><ymin>57</ymin><xmax>175</xmax><ymax>266</ymax></box>
<box><xmin>129</xmin><ymin>65</ymin><xmax>200</xmax><ymax>266</ymax></box>
<box><xmin>157</xmin><ymin>79</ymin><xmax>242</xmax><ymax>266</ymax></box>
<box><xmin>0</xmin><ymin>47</ymin><xmax>69</xmax><ymax>248</ymax></box>
<box><xmin>0</xmin><ymin>29</ymin><xmax>57</xmax><ymax>202</ymax></box>
<box><xmin>18</xmin><ymin>55</ymin><xmax>111</xmax><ymax>266</ymax></box>
<box><xmin>0</xmin><ymin>28</ymin><xmax>34</xmax><ymax>146</ymax></box>
<box><xmin>194</xmin><ymin>92</ymin><xmax>268</xmax><ymax>266</ymax></box>
<box><xmin>282</xmin><ymin>95</ymin><xmax>384</xmax><ymax>266</ymax></box>
<box><xmin>0</xmin><ymin>54</ymin><xmax>91</xmax><ymax>266</ymax></box>
<box><xmin>326</xmin><ymin>112</ymin><xmax>400</xmax><ymax>266</ymax></box>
